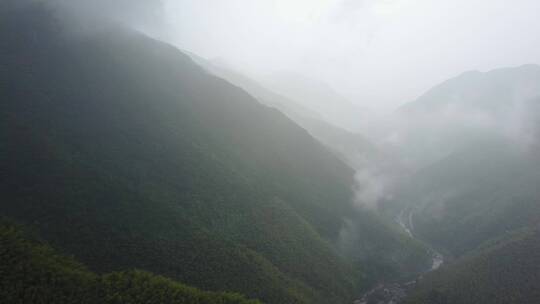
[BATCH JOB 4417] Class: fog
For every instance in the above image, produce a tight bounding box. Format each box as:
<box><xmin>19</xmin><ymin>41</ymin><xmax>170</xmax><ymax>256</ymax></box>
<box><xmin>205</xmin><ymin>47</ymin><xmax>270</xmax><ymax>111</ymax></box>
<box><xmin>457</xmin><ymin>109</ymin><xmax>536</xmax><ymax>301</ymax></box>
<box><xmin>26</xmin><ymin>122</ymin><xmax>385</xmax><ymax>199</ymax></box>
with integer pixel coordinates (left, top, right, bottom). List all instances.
<box><xmin>25</xmin><ymin>0</ymin><xmax>539</xmax><ymax>227</ymax></box>
<box><xmin>41</xmin><ymin>0</ymin><xmax>540</xmax><ymax>211</ymax></box>
<box><xmin>159</xmin><ymin>0</ymin><xmax>540</xmax><ymax>112</ymax></box>
<box><xmin>4</xmin><ymin>2</ymin><xmax>540</xmax><ymax>302</ymax></box>
<box><xmin>48</xmin><ymin>0</ymin><xmax>163</xmax><ymax>27</ymax></box>
<box><xmin>40</xmin><ymin>0</ymin><xmax>540</xmax><ymax>112</ymax></box>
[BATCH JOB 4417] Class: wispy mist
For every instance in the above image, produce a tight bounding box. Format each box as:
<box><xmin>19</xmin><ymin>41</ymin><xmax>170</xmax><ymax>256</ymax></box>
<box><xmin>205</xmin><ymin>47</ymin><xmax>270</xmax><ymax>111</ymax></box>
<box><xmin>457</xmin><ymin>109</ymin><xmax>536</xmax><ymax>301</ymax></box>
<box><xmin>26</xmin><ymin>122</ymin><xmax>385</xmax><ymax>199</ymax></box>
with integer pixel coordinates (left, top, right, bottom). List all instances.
<box><xmin>159</xmin><ymin>0</ymin><xmax>540</xmax><ymax>111</ymax></box>
<box><xmin>34</xmin><ymin>0</ymin><xmax>540</xmax><ymax>112</ymax></box>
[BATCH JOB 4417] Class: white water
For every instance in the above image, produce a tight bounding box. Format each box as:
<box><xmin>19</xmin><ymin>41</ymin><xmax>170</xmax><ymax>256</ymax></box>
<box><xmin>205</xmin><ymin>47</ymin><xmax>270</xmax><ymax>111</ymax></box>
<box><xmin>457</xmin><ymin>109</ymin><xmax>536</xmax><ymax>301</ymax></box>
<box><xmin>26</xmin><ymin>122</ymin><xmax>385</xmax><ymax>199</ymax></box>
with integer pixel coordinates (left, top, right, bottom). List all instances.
<box><xmin>354</xmin><ymin>207</ymin><xmax>445</xmax><ymax>304</ymax></box>
<box><xmin>397</xmin><ymin>209</ymin><xmax>413</xmax><ymax>237</ymax></box>
<box><xmin>431</xmin><ymin>252</ymin><xmax>444</xmax><ymax>270</ymax></box>
<box><xmin>396</xmin><ymin>208</ymin><xmax>444</xmax><ymax>270</ymax></box>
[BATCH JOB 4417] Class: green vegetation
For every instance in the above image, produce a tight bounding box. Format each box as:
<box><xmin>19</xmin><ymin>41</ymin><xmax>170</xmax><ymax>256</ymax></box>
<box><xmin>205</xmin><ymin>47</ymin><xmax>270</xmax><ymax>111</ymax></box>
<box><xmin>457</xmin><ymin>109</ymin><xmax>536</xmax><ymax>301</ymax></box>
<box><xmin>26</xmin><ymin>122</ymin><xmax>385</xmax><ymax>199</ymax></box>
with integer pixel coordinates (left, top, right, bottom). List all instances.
<box><xmin>399</xmin><ymin>139</ymin><xmax>540</xmax><ymax>257</ymax></box>
<box><xmin>0</xmin><ymin>3</ymin><xmax>356</xmax><ymax>302</ymax></box>
<box><xmin>338</xmin><ymin>211</ymin><xmax>431</xmax><ymax>283</ymax></box>
<box><xmin>406</xmin><ymin>227</ymin><xmax>540</xmax><ymax>304</ymax></box>
<box><xmin>189</xmin><ymin>50</ymin><xmax>383</xmax><ymax>171</ymax></box>
<box><xmin>391</xmin><ymin>65</ymin><xmax>540</xmax><ymax>259</ymax></box>
<box><xmin>0</xmin><ymin>2</ymin><xmax>432</xmax><ymax>303</ymax></box>
<box><xmin>0</xmin><ymin>222</ymin><xmax>260</xmax><ymax>304</ymax></box>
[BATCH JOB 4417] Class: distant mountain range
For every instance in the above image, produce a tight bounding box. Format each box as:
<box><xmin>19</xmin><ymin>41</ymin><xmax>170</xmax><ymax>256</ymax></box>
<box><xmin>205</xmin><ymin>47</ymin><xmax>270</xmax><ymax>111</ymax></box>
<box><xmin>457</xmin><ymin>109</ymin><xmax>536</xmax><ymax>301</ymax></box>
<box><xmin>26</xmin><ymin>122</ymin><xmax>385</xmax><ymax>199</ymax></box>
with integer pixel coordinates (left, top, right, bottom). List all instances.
<box><xmin>390</xmin><ymin>64</ymin><xmax>540</xmax><ymax>168</ymax></box>
<box><xmin>401</xmin><ymin>64</ymin><xmax>540</xmax><ymax>115</ymax></box>
<box><xmin>187</xmin><ymin>52</ymin><xmax>381</xmax><ymax>171</ymax></box>
<box><xmin>2</xmin><ymin>2</ymin><xmax>539</xmax><ymax>304</ymax></box>
<box><xmin>383</xmin><ymin>65</ymin><xmax>540</xmax><ymax>303</ymax></box>
<box><xmin>256</xmin><ymin>71</ymin><xmax>369</xmax><ymax>133</ymax></box>
<box><xmin>389</xmin><ymin>64</ymin><xmax>540</xmax><ymax>255</ymax></box>
<box><xmin>0</xmin><ymin>1</ymin><xmax>430</xmax><ymax>304</ymax></box>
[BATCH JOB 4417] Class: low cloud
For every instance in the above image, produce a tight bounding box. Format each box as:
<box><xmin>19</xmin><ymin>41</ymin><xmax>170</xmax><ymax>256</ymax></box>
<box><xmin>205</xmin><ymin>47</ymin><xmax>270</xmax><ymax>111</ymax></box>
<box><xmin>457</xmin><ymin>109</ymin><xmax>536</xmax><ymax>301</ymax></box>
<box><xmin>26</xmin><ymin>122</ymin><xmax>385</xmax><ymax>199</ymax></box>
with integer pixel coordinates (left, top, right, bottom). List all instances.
<box><xmin>353</xmin><ymin>168</ymin><xmax>394</xmax><ymax>210</ymax></box>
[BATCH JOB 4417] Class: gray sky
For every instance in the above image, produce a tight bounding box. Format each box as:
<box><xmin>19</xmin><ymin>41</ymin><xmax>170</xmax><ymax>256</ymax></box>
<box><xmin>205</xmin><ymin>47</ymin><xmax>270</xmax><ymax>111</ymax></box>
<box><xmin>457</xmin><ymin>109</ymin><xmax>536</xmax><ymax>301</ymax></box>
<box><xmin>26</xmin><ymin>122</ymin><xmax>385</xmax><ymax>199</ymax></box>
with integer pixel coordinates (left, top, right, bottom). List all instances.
<box><xmin>55</xmin><ymin>0</ymin><xmax>540</xmax><ymax>112</ymax></box>
<box><xmin>154</xmin><ymin>0</ymin><xmax>540</xmax><ymax>111</ymax></box>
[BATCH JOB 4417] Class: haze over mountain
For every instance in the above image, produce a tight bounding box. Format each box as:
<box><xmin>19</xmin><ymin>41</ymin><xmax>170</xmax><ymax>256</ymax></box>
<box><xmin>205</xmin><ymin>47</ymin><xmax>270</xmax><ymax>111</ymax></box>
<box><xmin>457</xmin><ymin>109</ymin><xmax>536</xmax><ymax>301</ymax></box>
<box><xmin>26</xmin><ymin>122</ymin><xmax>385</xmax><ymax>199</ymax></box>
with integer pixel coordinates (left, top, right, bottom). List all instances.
<box><xmin>371</xmin><ymin>65</ymin><xmax>540</xmax><ymax>303</ymax></box>
<box><xmin>255</xmin><ymin>71</ymin><xmax>368</xmax><ymax>132</ymax></box>
<box><xmin>0</xmin><ymin>1</ymin><xmax>429</xmax><ymax>304</ymax></box>
<box><xmin>383</xmin><ymin>65</ymin><xmax>540</xmax><ymax>253</ymax></box>
<box><xmin>1</xmin><ymin>1</ymin><xmax>540</xmax><ymax>304</ymax></box>
<box><xmin>187</xmin><ymin>52</ymin><xmax>383</xmax><ymax>172</ymax></box>
<box><xmin>160</xmin><ymin>0</ymin><xmax>540</xmax><ymax>111</ymax></box>
<box><xmin>406</xmin><ymin>227</ymin><xmax>540</xmax><ymax>304</ymax></box>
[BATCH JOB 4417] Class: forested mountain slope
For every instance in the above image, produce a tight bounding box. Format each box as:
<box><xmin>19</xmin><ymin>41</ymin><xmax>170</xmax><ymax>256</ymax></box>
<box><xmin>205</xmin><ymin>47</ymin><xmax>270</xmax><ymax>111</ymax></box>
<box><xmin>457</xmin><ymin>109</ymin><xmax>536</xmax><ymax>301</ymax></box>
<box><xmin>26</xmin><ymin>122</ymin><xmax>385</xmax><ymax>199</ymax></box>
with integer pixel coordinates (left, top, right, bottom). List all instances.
<box><xmin>406</xmin><ymin>227</ymin><xmax>540</xmax><ymax>304</ymax></box>
<box><xmin>188</xmin><ymin>53</ymin><xmax>381</xmax><ymax>171</ymax></box>
<box><xmin>0</xmin><ymin>2</ymin><xmax>356</xmax><ymax>303</ymax></box>
<box><xmin>0</xmin><ymin>222</ymin><xmax>260</xmax><ymax>304</ymax></box>
<box><xmin>401</xmin><ymin>65</ymin><xmax>540</xmax><ymax>114</ymax></box>
<box><xmin>0</xmin><ymin>2</ymin><xmax>430</xmax><ymax>303</ymax></box>
<box><xmin>386</xmin><ymin>66</ymin><xmax>540</xmax><ymax>257</ymax></box>
<box><xmin>357</xmin><ymin>66</ymin><xmax>540</xmax><ymax>303</ymax></box>
<box><xmin>258</xmin><ymin>71</ymin><xmax>367</xmax><ymax>133</ymax></box>
<box><xmin>398</xmin><ymin>137</ymin><xmax>540</xmax><ymax>257</ymax></box>
<box><xmin>387</xmin><ymin>65</ymin><xmax>540</xmax><ymax>168</ymax></box>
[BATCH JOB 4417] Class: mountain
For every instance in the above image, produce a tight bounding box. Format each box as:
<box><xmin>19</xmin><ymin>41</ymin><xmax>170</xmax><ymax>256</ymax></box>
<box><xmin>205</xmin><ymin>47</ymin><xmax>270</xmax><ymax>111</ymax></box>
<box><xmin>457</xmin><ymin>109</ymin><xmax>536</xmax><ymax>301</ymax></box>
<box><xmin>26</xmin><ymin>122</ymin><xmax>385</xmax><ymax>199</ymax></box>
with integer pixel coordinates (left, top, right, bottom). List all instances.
<box><xmin>406</xmin><ymin>227</ymin><xmax>540</xmax><ymax>304</ymax></box>
<box><xmin>187</xmin><ymin>53</ymin><xmax>382</xmax><ymax>170</ymax></box>
<box><xmin>382</xmin><ymin>66</ymin><xmax>540</xmax><ymax>257</ymax></box>
<box><xmin>0</xmin><ymin>221</ymin><xmax>260</xmax><ymax>304</ymax></box>
<box><xmin>401</xmin><ymin>65</ymin><xmax>540</xmax><ymax>115</ymax></box>
<box><xmin>398</xmin><ymin>137</ymin><xmax>540</xmax><ymax>256</ymax></box>
<box><xmin>291</xmin><ymin>117</ymin><xmax>383</xmax><ymax>170</ymax></box>
<box><xmin>385</xmin><ymin>65</ymin><xmax>540</xmax><ymax>168</ymax></box>
<box><xmin>258</xmin><ymin>71</ymin><xmax>368</xmax><ymax>133</ymax></box>
<box><xmin>0</xmin><ymin>2</ymin><xmax>430</xmax><ymax>303</ymax></box>
<box><xmin>0</xmin><ymin>2</ymin><xmax>356</xmax><ymax>303</ymax></box>
<box><xmin>187</xmin><ymin>53</ymin><xmax>324</xmax><ymax>123</ymax></box>
<box><xmin>187</xmin><ymin>50</ymin><xmax>430</xmax><ymax>280</ymax></box>
<box><xmin>360</xmin><ymin>65</ymin><xmax>540</xmax><ymax>304</ymax></box>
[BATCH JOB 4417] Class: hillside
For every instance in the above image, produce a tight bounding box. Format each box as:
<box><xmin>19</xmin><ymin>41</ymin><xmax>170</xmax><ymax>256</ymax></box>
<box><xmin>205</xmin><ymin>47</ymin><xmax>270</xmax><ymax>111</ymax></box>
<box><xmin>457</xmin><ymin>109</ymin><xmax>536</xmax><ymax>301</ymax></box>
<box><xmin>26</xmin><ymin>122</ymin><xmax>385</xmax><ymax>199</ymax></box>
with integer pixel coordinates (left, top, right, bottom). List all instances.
<box><xmin>396</xmin><ymin>137</ymin><xmax>540</xmax><ymax>257</ymax></box>
<box><xmin>0</xmin><ymin>2</ymin><xmax>430</xmax><ymax>303</ymax></box>
<box><xmin>401</xmin><ymin>65</ymin><xmax>540</xmax><ymax>115</ymax></box>
<box><xmin>406</xmin><ymin>227</ymin><xmax>540</xmax><ymax>304</ymax></box>
<box><xmin>188</xmin><ymin>53</ymin><xmax>381</xmax><ymax>171</ymax></box>
<box><xmin>258</xmin><ymin>71</ymin><xmax>367</xmax><ymax>133</ymax></box>
<box><xmin>385</xmin><ymin>65</ymin><xmax>540</xmax><ymax>168</ymax></box>
<box><xmin>368</xmin><ymin>66</ymin><xmax>540</xmax><ymax>303</ymax></box>
<box><xmin>0</xmin><ymin>222</ymin><xmax>260</xmax><ymax>304</ymax></box>
<box><xmin>382</xmin><ymin>66</ymin><xmax>540</xmax><ymax>257</ymax></box>
<box><xmin>0</xmin><ymin>2</ymin><xmax>357</xmax><ymax>303</ymax></box>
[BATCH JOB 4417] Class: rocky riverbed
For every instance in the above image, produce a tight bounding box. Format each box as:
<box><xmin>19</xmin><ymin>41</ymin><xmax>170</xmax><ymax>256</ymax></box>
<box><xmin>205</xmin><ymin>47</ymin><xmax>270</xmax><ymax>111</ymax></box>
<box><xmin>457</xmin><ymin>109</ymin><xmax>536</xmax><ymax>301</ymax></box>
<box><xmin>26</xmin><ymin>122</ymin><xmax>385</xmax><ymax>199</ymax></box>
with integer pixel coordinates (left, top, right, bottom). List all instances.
<box><xmin>353</xmin><ymin>208</ymin><xmax>444</xmax><ymax>304</ymax></box>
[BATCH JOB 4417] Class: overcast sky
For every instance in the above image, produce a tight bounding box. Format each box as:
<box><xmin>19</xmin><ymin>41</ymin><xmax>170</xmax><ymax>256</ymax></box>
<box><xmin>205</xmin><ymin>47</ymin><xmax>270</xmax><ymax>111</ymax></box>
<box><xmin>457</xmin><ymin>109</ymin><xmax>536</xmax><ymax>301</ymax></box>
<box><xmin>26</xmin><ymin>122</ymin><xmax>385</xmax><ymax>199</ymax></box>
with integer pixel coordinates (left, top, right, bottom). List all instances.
<box><xmin>59</xmin><ymin>0</ymin><xmax>539</xmax><ymax>111</ymax></box>
<box><xmin>148</xmin><ymin>0</ymin><xmax>540</xmax><ymax>111</ymax></box>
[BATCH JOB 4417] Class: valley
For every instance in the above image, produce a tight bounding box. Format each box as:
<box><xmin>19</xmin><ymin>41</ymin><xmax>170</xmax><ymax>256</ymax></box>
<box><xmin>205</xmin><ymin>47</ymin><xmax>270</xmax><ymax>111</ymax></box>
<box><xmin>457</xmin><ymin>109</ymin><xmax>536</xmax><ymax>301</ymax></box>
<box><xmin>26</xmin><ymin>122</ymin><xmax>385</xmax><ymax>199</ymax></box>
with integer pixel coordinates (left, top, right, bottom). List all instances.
<box><xmin>1</xmin><ymin>1</ymin><xmax>540</xmax><ymax>304</ymax></box>
<box><xmin>354</xmin><ymin>207</ymin><xmax>445</xmax><ymax>304</ymax></box>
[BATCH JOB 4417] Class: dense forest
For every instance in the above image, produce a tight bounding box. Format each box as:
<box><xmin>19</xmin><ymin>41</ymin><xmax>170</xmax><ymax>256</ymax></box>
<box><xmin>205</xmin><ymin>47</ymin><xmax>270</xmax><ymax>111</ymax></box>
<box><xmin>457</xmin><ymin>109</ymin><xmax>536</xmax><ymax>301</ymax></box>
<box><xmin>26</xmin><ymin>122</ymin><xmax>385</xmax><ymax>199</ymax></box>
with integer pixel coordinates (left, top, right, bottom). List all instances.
<box><xmin>391</xmin><ymin>66</ymin><xmax>540</xmax><ymax>304</ymax></box>
<box><xmin>0</xmin><ymin>1</ymin><xmax>430</xmax><ymax>304</ymax></box>
<box><xmin>390</xmin><ymin>66</ymin><xmax>540</xmax><ymax>258</ymax></box>
<box><xmin>406</xmin><ymin>227</ymin><xmax>540</xmax><ymax>304</ymax></box>
<box><xmin>2</xmin><ymin>1</ymin><xmax>539</xmax><ymax>304</ymax></box>
<box><xmin>0</xmin><ymin>221</ymin><xmax>260</xmax><ymax>304</ymax></box>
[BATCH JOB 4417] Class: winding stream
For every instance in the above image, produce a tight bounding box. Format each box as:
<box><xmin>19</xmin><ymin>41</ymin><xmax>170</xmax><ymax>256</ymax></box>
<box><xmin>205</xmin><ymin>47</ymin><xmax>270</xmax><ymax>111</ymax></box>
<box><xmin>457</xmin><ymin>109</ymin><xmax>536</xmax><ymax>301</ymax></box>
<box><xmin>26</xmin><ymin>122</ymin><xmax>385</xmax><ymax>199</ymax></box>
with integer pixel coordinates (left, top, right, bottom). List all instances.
<box><xmin>397</xmin><ymin>208</ymin><xmax>444</xmax><ymax>270</ymax></box>
<box><xmin>354</xmin><ymin>208</ymin><xmax>444</xmax><ymax>304</ymax></box>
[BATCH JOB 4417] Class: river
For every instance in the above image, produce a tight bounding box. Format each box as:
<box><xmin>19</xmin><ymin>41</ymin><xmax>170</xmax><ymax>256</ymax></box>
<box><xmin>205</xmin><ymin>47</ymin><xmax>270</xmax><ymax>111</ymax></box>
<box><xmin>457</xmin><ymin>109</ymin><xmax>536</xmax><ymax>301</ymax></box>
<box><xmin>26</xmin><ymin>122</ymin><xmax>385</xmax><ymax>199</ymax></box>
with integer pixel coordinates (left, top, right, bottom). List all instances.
<box><xmin>353</xmin><ymin>208</ymin><xmax>444</xmax><ymax>304</ymax></box>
